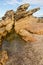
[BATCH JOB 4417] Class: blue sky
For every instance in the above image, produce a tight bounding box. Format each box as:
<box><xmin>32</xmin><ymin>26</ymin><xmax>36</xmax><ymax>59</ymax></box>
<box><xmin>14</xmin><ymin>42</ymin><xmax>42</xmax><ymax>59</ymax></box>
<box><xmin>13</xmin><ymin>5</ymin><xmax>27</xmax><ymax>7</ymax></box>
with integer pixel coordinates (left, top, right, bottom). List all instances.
<box><xmin>0</xmin><ymin>0</ymin><xmax>43</xmax><ymax>18</ymax></box>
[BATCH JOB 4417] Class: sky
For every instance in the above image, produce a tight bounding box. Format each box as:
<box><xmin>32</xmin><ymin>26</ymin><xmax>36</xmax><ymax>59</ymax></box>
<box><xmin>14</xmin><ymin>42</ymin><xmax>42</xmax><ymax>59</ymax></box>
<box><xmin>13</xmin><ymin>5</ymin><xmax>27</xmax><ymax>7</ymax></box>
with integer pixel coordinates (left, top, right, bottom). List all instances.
<box><xmin>0</xmin><ymin>0</ymin><xmax>43</xmax><ymax>18</ymax></box>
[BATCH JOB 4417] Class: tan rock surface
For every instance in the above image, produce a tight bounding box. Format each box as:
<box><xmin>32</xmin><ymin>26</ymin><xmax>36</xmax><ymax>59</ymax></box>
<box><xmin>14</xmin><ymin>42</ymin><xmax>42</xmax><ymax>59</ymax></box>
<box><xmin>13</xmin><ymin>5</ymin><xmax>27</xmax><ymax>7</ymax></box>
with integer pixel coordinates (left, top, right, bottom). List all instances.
<box><xmin>0</xmin><ymin>3</ymin><xmax>43</xmax><ymax>65</ymax></box>
<box><xmin>0</xmin><ymin>3</ymin><xmax>43</xmax><ymax>43</ymax></box>
<box><xmin>0</xmin><ymin>51</ymin><xmax>8</xmax><ymax>65</ymax></box>
<box><xmin>17</xmin><ymin>3</ymin><xmax>30</xmax><ymax>11</ymax></box>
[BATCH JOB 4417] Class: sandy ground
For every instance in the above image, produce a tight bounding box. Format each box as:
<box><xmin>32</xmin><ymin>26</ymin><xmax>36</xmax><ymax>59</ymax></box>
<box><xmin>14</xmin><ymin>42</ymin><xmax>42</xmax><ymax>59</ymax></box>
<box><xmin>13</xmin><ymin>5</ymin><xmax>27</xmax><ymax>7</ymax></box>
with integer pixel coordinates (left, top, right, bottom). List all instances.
<box><xmin>2</xmin><ymin>34</ymin><xmax>43</xmax><ymax>65</ymax></box>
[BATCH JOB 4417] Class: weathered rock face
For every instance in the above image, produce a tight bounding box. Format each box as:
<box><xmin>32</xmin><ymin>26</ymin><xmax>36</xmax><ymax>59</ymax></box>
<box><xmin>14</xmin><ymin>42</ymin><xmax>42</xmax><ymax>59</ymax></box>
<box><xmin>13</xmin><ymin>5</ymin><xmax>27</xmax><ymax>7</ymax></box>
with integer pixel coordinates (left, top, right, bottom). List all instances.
<box><xmin>2</xmin><ymin>10</ymin><xmax>15</xmax><ymax>20</ymax></box>
<box><xmin>17</xmin><ymin>3</ymin><xmax>30</xmax><ymax>11</ymax></box>
<box><xmin>0</xmin><ymin>10</ymin><xmax>15</xmax><ymax>45</ymax></box>
<box><xmin>0</xmin><ymin>3</ymin><xmax>43</xmax><ymax>65</ymax></box>
<box><xmin>0</xmin><ymin>3</ymin><xmax>43</xmax><ymax>43</ymax></box>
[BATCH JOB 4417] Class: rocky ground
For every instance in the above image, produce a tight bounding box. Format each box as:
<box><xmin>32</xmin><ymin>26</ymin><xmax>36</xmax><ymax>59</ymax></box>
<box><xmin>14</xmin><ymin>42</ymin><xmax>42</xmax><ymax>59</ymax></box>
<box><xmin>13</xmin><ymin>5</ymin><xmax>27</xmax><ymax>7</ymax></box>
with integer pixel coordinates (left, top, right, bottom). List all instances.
<box><xmin>2</xmin><ymin>34</ymin><xmax>43</xmax><ymax>65</ymax></box>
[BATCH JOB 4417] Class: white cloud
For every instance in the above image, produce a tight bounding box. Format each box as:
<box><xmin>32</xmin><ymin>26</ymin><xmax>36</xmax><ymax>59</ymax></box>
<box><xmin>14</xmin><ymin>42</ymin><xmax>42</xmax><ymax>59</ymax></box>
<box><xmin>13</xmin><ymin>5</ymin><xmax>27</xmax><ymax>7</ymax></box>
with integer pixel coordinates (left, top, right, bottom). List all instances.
<box><xmin>6</xmin><ymin>0</ymin><xmax>20</xmax><ymax>4</ymax></box>
<box><xmin>5</xmin><ymin>0</ymin><xmax>43</xmax><ymax>6</ymax></box>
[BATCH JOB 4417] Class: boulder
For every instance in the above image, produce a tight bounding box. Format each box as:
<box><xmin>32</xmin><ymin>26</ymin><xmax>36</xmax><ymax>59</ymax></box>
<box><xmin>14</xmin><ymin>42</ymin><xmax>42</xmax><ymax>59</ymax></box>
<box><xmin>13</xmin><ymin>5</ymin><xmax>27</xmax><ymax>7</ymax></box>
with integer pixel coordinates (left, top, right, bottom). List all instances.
<box><xmin>27</xmin><ymin>7</ymin><xmax>40</xmax><ymax>15</ymax></box>
<box><xmin>17</xmin><ymin>3</ymin><xmax>30</xmax><ymax>11</ymax></box>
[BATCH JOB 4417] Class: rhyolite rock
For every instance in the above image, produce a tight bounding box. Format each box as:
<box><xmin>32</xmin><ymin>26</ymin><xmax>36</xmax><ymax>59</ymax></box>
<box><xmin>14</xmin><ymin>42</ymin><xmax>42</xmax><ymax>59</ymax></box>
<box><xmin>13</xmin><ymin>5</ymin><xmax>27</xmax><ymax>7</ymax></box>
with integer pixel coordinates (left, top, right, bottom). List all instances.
<box><xmin>0</xmin><ymin>3</ymin><xmax>43</xmax><ymax>45</ymax></box>
<box><xmin>17</xmin><ymin>3</ymin><xmax>30</xmax><ymax>11</ymax></box>
<box><xmin>0</xmin><ymin>3</ymin><xmax>43</xmax><ymax>65</ymax></box>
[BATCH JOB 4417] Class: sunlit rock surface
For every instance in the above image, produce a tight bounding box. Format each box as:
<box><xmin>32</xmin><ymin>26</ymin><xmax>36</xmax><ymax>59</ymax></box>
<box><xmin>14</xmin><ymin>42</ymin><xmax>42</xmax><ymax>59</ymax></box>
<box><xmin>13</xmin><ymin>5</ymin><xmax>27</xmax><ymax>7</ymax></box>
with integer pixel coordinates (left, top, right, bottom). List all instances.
<box><xmin>0</xmin><ymin>3</ymin><xmax>43</xmax><ymax>65</ymax></box>
<box><xmin>0</xmin><ymin>3</ymin><xmax>43</xmax><ymax>43</ymax></box>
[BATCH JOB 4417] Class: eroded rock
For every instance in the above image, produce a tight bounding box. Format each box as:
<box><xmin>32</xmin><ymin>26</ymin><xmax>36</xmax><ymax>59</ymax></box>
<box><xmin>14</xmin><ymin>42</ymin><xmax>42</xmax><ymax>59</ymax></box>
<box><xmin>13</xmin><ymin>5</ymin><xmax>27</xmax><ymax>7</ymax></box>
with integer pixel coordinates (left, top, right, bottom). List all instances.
<box><xmin>17</xmin><ymin>3</ymin><xmax>30</xmax><ymax>11</ymax></box>
<box><xmin>0</xmin><ymin>3</ymin><xmax>43</xmax><ymax>65</ymax></box>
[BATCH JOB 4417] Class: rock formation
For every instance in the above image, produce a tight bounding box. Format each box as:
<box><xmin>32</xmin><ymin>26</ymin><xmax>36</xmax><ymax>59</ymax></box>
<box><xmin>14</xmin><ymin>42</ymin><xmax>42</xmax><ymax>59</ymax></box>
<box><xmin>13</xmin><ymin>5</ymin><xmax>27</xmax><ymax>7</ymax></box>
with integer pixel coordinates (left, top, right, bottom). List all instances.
<box><xmin>0</xmin><ymin>3</ymin><xmax>43</xmax><ymax>65</ymax></box>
